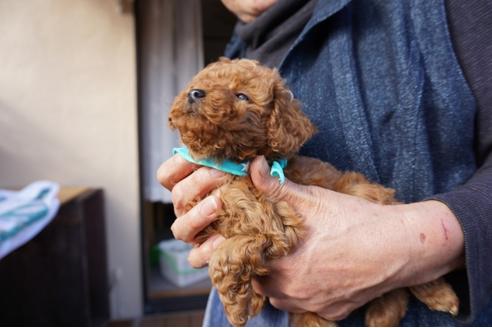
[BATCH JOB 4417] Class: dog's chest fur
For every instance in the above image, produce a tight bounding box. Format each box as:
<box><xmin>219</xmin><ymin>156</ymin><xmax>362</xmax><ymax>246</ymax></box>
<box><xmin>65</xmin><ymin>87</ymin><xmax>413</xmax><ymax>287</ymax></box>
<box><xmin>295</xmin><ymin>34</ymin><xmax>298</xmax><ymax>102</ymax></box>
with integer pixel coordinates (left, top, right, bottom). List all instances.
<box><xmin>194</xmin><ymin>156</ymin><xmax>343</xmax><ymax>247</ymax></box>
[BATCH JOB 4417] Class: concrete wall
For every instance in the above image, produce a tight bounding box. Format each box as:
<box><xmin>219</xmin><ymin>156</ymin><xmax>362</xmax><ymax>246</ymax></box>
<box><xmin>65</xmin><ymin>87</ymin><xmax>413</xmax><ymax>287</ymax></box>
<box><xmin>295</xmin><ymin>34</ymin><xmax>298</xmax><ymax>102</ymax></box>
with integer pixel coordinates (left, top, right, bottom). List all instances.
<box><xmin>0</xmin><ymin>0</ymin><xmax>141</xmax><ymax>319</ymax></box>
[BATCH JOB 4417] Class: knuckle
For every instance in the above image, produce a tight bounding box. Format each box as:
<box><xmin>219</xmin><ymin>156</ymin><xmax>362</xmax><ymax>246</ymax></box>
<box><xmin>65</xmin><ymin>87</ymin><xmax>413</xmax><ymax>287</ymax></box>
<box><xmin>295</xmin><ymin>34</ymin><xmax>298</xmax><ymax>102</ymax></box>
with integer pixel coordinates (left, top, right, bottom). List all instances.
<box><xmin>179</xmin><ymin>224</ymin><xmax>194</xmax><ymax>242</ymax></box>
<box><xmin>187</xmin><ymin>253</ymin><xmax>194</xmax><ymax>265</ymax></box>
<box><xmin>210</xmin><ymin>188</ymin><xmax>221</xmax><ymax>199</ymax></box>
<box><xmin>156</xmin><ymin>165</ymin><xmax>170</xmax><ymax>187</ymax></box>
<box><xmin>277</xmin><ymin>182</ymin><xmax>295</xmax><ymax>201</ymax></box>
<box><xmin>170</xmin><ymin>219</ymin><xmax>192</xmax><ymax>242</ymax></box>
<box><xmin>268</xmin><ymin>179</ymin><xmax>294</xmax><ymax>202</ymax></box>
<box><xmin>187</xmin><ymin>251</ymin><xmax>199</xmax><ymax>268</ymax></box>
<box><xmin>181</xmin><ymin>233</ymin><xmax>193</xmax><ymax>243</ymax></box>
<box><xmin>190</xmin><ymin>167</ymin><xmax>207</xmax><ymax>183</ymax></box>
<box><xmin>187</xmin><ymin>213</ymin><xmax>203</xmax><ymax>231</ymax></box>
<box><xmin>188</xmin><ymin>248</ymin><xmax>207</xmax><ymax>269</ymax></box>
<box><xmin>171</xmin><ymin>185</ymin><xmax>185</xmax><ymax>211</ymax></box>
<box><xmin>170</xmin><ymin>223</ymin><xmax>181</xmax><ymax>240</ymax></box>
<box><xmin>193</xmin><ymin>167</ymin><xmax>220</xmax><ymax>187</ymax></box>
<box><xmin>265</xmin><ymin>180</ymin><xmax>282</xmax><ymax>200</ymax></box>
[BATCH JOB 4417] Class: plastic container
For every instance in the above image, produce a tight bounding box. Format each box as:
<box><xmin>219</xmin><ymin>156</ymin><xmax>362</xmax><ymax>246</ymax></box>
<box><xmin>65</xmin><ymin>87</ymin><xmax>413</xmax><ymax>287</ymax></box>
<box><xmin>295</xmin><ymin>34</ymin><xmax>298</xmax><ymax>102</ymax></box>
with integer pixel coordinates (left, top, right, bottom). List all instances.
<box><xmin>157</xmin><ymin>239</ymin><xmax>209</xmax><ymax>287</ymax></box>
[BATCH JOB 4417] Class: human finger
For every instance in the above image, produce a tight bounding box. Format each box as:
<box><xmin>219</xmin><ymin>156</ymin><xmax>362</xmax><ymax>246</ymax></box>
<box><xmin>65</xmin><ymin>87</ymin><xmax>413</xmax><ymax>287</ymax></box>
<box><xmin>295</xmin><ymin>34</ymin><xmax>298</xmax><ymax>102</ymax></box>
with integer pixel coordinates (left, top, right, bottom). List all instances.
<box><xmin>156</xmin><ymin>154</ymin><xmax>199</xmax><ymax>190</ymax></box>
<box><xmin>187</xmin><ymin>234</ymin><xmax>226</xmax><ymax>268</ymax></box>
<box><xmin>171</xmin><ymin>195</ymin><xmax>222</xmax><ymax>243</ymax></box>
<box><xmin>171</xmin><ymin>167</ymin><xmax>228</xmax><ymax>217</ymax></box>
<box><xmin>268</xmin><ymin>297</ymin><xmax>304</xmax><ymax>313</ymax></box>
<box><xmin>249</xmin><ymin>155</ymin><xmax>310</xmax><ymax>204</ymax></box>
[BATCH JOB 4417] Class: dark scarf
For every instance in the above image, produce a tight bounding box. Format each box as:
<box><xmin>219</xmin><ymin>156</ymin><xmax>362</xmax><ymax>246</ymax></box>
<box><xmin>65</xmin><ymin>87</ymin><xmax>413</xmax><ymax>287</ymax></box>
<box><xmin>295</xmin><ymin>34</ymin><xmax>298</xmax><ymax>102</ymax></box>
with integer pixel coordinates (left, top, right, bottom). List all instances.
<box><xmin>234</xmin><ymin>0</ymin><xmax>317</xmax><ymax>68</ymax></box>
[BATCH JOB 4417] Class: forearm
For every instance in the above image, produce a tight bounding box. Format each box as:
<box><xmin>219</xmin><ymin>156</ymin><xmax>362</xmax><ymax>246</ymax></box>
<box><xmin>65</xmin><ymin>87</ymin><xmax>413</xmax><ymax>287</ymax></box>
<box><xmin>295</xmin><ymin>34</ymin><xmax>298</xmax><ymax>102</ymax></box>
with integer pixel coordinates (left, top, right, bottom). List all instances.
<box><xmin>394</xmin><ymin>200</ymin><xmax>464</xmax><ymax>287</ymax></box>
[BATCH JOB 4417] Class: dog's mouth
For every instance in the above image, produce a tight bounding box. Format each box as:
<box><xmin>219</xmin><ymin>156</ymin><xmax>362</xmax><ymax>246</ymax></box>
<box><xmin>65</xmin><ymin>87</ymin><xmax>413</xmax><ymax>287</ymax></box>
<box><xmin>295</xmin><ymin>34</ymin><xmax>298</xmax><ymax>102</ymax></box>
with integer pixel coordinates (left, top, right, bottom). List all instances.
<box><xmin>169</xmin><ymin>103</ymin><xmax>200</xmax><ymax>130</ymax></box>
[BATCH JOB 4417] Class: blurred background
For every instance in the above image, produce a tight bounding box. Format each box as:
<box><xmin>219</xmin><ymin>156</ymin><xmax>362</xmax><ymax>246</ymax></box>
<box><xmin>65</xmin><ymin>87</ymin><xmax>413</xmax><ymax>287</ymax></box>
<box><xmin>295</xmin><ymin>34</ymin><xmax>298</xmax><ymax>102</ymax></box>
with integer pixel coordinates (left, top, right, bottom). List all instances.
<box><xmin>0</xmin><ymin>0</ymin><xmax>235</xmax><ymax>325</ymax></box>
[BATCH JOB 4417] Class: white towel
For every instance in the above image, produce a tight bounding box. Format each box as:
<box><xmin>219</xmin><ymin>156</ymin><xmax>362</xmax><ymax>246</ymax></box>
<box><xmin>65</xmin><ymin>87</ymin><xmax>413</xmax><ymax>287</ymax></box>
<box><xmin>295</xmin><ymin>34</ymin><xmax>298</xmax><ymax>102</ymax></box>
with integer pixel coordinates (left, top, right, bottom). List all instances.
<box><xmin>0</xmin><ymin>181</ymin><xmax>60</xmax><ymax>259</ymax></box>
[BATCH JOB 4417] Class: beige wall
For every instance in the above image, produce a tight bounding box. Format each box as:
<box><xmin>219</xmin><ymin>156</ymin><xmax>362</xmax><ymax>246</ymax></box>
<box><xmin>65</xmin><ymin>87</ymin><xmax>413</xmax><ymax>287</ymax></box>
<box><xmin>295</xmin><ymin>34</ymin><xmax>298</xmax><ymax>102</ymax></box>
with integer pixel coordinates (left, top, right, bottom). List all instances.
<box><xmin>0</xmin><ymin>0</ymin><xmax>141</xmax><ymax>319</ymax></box>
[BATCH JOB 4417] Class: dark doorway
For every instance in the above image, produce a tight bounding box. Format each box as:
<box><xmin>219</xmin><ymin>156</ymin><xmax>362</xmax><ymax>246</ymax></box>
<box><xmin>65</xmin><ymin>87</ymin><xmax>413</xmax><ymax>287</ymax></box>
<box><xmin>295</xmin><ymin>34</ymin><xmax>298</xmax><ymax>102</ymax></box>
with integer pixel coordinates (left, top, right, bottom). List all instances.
<box><xmin>135</xmin><ymin>0</ymin><xmax>236</xmax><ymax>315</ymax></box>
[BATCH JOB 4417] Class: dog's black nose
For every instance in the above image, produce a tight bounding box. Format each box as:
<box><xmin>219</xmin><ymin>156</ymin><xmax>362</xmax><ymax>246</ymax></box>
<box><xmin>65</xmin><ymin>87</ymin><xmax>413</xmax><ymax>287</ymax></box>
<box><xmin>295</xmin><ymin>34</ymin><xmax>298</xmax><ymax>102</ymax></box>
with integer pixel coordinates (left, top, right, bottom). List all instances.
<box><xmin>188</xmin><ymin>89</ymin><xmax>206</xmax><ymax>103</ymax></box>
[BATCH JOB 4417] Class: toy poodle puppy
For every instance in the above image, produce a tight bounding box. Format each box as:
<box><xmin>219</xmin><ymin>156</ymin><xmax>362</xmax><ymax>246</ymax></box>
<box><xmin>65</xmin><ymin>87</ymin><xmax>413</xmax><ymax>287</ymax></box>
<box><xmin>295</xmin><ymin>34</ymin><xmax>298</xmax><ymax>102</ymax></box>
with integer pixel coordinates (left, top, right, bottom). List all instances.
<box><xmin>168</xmin><ymin>57</ymin><xmax>459</xmax><ymax>326</ymax></box>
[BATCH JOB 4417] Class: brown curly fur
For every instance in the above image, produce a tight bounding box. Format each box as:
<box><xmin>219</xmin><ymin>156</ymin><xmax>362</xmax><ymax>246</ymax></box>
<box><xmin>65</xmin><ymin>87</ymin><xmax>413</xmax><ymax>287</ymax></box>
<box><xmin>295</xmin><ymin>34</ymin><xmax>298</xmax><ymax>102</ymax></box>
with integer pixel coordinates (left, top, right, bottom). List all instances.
<box><xmin>168</xmin><ymin>58</ymin><xmax>459</xmax><ymax>326</ymax></box>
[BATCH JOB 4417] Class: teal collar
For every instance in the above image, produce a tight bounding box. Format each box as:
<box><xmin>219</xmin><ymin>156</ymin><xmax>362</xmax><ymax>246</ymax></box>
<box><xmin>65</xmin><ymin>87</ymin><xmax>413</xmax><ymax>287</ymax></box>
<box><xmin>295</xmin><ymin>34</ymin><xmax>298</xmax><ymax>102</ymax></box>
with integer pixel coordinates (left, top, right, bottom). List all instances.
<box><xmin>172</xmin><ymin>147</ymin><xmax>288</xmax><ymax>184</ymax></box>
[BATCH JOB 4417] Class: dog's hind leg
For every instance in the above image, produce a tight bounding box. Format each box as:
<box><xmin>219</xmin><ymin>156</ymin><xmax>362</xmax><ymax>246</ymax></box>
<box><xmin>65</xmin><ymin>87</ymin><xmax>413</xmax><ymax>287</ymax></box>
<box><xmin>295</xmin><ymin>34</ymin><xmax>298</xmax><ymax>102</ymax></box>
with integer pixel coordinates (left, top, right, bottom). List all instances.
<box><xmin>290</xmin><ymin>312</ymin><xmax>336</xmax><ymax>327</ymax></box>
<box><xmin>409</xmin><ymin>278</ymin><xmax>459</xmax><ymax>316</ymax></box>
<box><xmin>365</xmin><ymin>288</ymin><xmax>409</xmax><ymax>327</ymax></box>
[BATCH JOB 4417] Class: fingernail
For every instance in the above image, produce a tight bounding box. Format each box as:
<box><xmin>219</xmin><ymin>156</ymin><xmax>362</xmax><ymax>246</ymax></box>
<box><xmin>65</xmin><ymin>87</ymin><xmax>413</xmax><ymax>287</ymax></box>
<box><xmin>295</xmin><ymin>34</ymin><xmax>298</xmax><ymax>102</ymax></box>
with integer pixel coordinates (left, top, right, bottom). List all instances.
<box><xmin>200</xmin><ymin>196</ymin><xmax>218</xmax><ymax>217</ymax></box>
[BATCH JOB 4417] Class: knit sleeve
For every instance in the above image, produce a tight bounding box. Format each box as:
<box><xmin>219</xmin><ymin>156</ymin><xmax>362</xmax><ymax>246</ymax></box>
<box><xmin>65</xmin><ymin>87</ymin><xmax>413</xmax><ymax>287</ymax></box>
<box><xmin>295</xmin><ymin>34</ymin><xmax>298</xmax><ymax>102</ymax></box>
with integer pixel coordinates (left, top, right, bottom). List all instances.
<box><xmin>433</xmin><ymin>0</ymin><xmax>492</xmax><ymax>322</ymax></box>
<box><xmin>432</xmin><ymin>158</ymin><xmax>492</xmax><ymax>322</ymax></box>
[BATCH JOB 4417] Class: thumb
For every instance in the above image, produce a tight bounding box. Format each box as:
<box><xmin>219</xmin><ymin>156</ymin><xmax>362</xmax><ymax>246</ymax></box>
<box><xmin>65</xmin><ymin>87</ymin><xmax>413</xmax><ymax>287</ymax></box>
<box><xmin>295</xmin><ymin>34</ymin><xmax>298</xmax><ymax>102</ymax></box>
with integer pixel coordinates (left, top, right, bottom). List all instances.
<box><xmin>249</xmin><ymin>156</ymin><xmax>306</xmax><ymax>204</ymax></box>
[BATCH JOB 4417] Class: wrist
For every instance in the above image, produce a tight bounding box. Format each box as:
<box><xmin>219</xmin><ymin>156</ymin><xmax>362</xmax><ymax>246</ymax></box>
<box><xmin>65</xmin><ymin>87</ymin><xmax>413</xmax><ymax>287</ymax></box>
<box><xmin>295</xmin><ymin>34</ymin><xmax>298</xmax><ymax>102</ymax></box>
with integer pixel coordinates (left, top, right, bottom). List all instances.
<box><xmin>396</xmin><ymin>200</ymin><xmax>464</xmax><ymax>287</ymax></box>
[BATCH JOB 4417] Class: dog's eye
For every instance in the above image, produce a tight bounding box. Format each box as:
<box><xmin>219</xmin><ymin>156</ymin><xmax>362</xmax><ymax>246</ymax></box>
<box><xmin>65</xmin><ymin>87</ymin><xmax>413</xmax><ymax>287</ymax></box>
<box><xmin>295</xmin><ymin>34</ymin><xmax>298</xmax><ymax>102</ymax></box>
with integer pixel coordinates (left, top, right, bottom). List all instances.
<box><xmin>235</xmin><ymin>93</ymin><xmax>250</xmax><ymax>101</ymax></box>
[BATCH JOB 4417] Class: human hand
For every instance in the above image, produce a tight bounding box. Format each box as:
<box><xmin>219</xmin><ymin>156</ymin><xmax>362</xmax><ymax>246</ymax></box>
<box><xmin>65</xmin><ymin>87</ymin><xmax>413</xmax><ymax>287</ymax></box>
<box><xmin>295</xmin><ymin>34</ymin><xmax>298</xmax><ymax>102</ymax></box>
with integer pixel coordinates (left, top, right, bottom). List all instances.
<box><xmin>221</xmin><ymin>0</ymin><xmax>277</xmax><ymax>23</ymax></box>
<box><xmin>158</xmin><ymin>154</ymin><xmax>464</xmax><ymax>321</ymax></box>
<box><xmin>156</xmin><ymin>154</ymin><xmax>228</xmax><ymax>265</ymax></box>
<box><xmin>246</xmin><ymin>156</ymin><xmax>464</xmax><ymax>321</ymax></box>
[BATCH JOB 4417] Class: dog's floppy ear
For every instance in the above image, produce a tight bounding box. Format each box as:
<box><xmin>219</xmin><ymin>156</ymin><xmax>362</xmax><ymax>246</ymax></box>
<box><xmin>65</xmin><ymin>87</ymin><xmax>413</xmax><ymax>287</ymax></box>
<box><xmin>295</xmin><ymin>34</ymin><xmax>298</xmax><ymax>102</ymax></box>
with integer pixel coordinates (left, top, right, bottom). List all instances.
<box><xmin>267</xmin><ymin>80</ymin><xmax>316</xmax><ymax>158</ymax></box>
